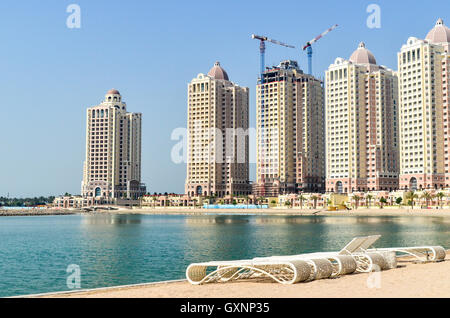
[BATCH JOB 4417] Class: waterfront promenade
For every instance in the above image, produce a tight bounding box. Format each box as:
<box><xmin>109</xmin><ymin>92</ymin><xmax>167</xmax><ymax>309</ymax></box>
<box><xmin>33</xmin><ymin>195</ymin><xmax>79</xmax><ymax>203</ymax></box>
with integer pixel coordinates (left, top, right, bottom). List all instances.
<box><xmin>37</xmin><ymin>251</ymin><xmax>450</xmax><ymax>298</ymax></box>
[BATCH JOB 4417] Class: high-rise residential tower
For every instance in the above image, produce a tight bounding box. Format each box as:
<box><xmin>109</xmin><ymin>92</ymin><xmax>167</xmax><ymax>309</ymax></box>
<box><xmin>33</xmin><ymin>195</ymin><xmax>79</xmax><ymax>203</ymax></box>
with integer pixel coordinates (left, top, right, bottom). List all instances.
<box><xmin>398</xmin><ymin>19</ymin><xmax>450</xmax><ymax>190</ymax></box>
<box><xmin>325</xmin><ymin>43</ymin><xmax>399</xmax><ymax>193</ymax></box>
<box><xmin>254</xmin><ymin>60</ymin><xmax>325</xmax><ymax>196</ymax></box>
<box><xmin>185</xmin><ymin>62</ymin><xmax>250</xmax><ymax>197</ymax></box>
<box><xmin>82</xmin><ymin>89</ymin><xmax>146</xmax><ymax>202</ymax></box>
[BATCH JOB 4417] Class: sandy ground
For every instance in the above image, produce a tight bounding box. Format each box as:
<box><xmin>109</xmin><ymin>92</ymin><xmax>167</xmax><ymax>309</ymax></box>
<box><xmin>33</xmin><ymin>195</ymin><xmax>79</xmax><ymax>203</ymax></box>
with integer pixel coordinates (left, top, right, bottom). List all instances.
<box><xmin>39</xmin><ymin>252</ymin><xmax>450</xmax><ymax>298</ymax></box>
<box><xmin>101</xmin><ymin>207</ymin><xmax>450</xmax><ymax>217</ymax></box>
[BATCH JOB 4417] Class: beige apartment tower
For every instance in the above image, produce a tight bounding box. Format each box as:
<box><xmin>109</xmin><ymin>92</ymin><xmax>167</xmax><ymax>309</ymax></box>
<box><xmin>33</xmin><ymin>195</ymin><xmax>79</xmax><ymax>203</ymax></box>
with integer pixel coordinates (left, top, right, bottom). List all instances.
<box><xmin>398</xmin><ymin>19</ymin><xmax>450</xmax><ymax>191</ymax></box>
<box><xmin>254</xmin><ymin>60</ymin><xmax>325</xmax><ymax>196</ymax></box>
<box><xmin>185</xmin><ymin>62</ymin><xmax>250</xmax><ymax>197</ymax></box>
<box><xmin>82</xmin><ymin>89</ymin><xmax>146</xmax><ymax>202</ymax></box>
<box><xmin>325</xmin><ymin>43</ymin><xmax>399</xmax><ymax>193</ymax></box>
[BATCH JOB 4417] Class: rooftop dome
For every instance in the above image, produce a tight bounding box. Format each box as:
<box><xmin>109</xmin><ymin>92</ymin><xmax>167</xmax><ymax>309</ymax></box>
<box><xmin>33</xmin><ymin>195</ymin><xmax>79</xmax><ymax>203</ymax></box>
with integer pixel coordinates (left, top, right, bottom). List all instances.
<box><xmin>349</xmin><ymin>42</ymin><xmax>377</xmax><ymax>65</ymax></box>
<box><xmin>426</xmin><ymin>18</ymin><xmax>450</xmax><ymax>44</ymax></box>
<box><xmin>207</xmin><ymin>62</ymin><xmax>229</xmax><ymax>81</ymax></box>
<box><xmin>106</xmin><ymin>89</ymin><xmax>120</xmax><ymax>95</ymax></box>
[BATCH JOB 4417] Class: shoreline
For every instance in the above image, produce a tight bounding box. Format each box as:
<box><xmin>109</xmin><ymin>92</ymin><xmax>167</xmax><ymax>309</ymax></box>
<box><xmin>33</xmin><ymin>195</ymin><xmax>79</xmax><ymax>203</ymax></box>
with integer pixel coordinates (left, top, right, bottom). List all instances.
<box><xmin>31</xmin><ymin>252</ymin><xmax>450</xmax><ymax>298</ymax></box>
<box><xmin>3</xmin><ymin>207</ymin><xmax>450</xmax><ymax>217</ymax></box>
<box><xmin>0</xmin><ymin>209</ymin><xmax>77</xmax><ymax>217</ymax></box>
<box><xmin>100</xmin><ymin>207</ymin><xmax>450</xmax><ymax>217</ymax></box>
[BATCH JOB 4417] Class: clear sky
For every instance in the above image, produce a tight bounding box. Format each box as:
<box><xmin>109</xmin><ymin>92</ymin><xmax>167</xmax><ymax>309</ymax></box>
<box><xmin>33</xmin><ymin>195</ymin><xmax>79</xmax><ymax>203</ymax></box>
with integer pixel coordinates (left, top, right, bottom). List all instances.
<box><xmin>0</xmin><ymin>0</ymin><xmax>448</xmax><ymax>197</ymax></box>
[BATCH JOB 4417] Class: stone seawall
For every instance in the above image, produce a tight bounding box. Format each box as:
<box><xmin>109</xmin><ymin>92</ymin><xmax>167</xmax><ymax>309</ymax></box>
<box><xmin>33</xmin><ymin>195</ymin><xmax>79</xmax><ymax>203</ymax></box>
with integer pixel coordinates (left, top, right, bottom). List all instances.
<box><xmin>0</xmin><ymin>209</ymin><xmax>77</xmax><ymax>217</ymax></box>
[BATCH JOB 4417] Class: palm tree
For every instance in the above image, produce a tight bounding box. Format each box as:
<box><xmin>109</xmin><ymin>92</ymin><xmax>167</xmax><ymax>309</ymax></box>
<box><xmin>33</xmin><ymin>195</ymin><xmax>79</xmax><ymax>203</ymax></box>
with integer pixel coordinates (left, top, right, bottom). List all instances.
<box><xmin>404</xmin><ymin>191</ymin><xmax>418</xmax><ymax>209</ymax></box>
<box><xmin>310</xmin><ymin>195</ymin><xmax>319</xmax><ymax>209</ymax></box>
<box><xmin>352</xmin><ymin>195</ymin><xmax>361</xmax><ymax>209</ymax></box>
<box><xmin>435</xmin><ymin>192</ymin><xmax>445</xmax><ymax>209</ymax></box>
<box><xmin>298</xmin><ymin>194</ymin><xmax>306</xmax><ymax>209</ymax></box>
<box><xmin>379</xmin><ymin>197</ymin><xmax>387</xmax><ymax>209</ymax></box>
<box><xmin>258</xmin><ymin>197</ymin><xmax>265</xmax><ymax>206</ymax></box>
<box><xmin>421</xmin><ymin>191</ymin><xmax>433</xmax><ymax>208</ymax></box>
<box><xmin>365</xmin><ymin>194</ymin><xmax>373</xmax><ymax>208</ymax></box>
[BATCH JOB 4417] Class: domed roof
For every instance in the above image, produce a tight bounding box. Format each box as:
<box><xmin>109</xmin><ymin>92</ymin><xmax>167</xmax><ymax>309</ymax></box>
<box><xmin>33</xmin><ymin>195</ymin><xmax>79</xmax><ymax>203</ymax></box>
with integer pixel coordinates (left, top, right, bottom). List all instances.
<box><xmin>426</xmin><ymin>18</ymin><xmax>450</xmax><ymax>44</ymax></box>
<box><xmin>106</xmin><ymin>89</ymin><xmax>120</xmax><ymax>95</ymax></box>
<box><xmin>207</xmin><ymin>62</ymin><xmax>229</xmax><ymax>81</ymax></box>
<box><xmin>349</xmin><ymin>42</ymin><xmax>377</xmax><ymax>65</ymax></box>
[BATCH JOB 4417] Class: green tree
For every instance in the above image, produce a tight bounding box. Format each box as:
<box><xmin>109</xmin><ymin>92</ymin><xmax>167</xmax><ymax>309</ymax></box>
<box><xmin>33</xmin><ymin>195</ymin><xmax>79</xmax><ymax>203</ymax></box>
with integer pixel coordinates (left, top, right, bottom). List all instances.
<box><xmin>298</xmin><ymin>195</ymin><xmax>306</xmax><ymax>209</ymax></box>
<box><xmin>379</xmin><ymin>197</ymin><xmax>387</xmax><ymax>209</ymax></box>
<box><xmin>404</xmin><ymin>191</ymin><xmax>418</xmax><ymax>209</ymax></box>
<box><xmin>310</xmin><ymin>195</ymin><xmax>319</xmax><ymax>209</ymax></box>
<box><xmin>436</xmin><ymin>192</ymin><xmax>445</xmax><ymax>208</ymax></box>
<box><xmin>421</xmin><ymin>191</ymin><xmax>433</xmax><ymax>208</ymax></box>
<box><xmin>352</xmin><ymin>195</ymin><xmax>361</xmax><ymax>209</ymax></box>
<box><xmin>365</xmin><ymin>194</ymin><xmax>373</xmax><ymax>208</ymax></box>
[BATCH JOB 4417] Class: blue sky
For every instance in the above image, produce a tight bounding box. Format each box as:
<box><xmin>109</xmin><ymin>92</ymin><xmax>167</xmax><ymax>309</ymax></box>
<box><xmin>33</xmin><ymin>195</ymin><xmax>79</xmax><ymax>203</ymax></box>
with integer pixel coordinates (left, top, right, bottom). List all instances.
<box><xmin>0</xmin><ymin>0</ymin><xmax>448</xmax><ymax>197</ymax></box>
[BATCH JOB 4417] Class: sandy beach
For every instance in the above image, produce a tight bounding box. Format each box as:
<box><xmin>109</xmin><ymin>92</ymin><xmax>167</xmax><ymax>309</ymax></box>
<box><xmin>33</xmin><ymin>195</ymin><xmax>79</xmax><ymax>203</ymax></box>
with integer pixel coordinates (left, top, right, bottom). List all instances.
<box><xmin>37</xmin><ymin>252</ymin><xmax>450</xmax><ymax>298</ymax></box>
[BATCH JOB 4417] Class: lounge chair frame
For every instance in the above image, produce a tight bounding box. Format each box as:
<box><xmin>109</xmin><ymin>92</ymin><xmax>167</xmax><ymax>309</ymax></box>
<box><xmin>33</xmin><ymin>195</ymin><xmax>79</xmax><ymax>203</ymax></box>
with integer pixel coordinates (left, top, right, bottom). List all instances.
<box><xmin>186</xmin><ymin>260</ymin><xmax>312</xmax><ymax>285</ymax></box>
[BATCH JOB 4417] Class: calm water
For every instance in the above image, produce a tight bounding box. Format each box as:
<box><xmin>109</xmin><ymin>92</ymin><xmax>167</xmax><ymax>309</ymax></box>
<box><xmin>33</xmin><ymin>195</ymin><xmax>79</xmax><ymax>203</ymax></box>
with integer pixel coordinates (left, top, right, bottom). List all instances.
<box><xmin>1</xmin><ymin>214</ymin><xmax>450</xmax><ymax>297</ymax></box>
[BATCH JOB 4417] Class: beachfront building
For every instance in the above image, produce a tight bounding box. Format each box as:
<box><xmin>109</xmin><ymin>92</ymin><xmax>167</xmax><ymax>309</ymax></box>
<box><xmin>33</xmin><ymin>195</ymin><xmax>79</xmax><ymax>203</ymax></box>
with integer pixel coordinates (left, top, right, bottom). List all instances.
<box><xmin>398</xmin><ymin>18</ymin><xmax>450</xmax><ymax>191</ymax></box>
<box><xmin>53</xmin><ymin>196</ymin><xmax>94</xmax><ymax>209</ymax></box>
<box><xmin>81</xmin><ymin>89</ymin><xmax>146</xmax><ymax>204</ymax></box>
<box><xmin>325</xmin><ymin>43</ymin><xmax>399</xmax><ymax>193</ymax></box>
<box><xmin>253</xmin><ymin>60</ymin><xmax>325</xmax><ymax>197</ymax></box>
<box><xmin>142</xmin><ymin>194</ymin><xmax>203</xmax><ymax>208</ymax></box>
<box><xmin>185</xmin><ymin>62</ymin><xmax>251</xmax><ymax>197</ymax></box>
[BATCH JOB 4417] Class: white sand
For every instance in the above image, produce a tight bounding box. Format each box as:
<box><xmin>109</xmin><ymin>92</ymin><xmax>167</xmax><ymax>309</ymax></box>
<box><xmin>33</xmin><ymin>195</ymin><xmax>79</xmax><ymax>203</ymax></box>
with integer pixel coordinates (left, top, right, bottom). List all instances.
<box><xmin>41</xmin><ymin>253</ymin><xmax>450</xmax><ymax>298</ymax></box>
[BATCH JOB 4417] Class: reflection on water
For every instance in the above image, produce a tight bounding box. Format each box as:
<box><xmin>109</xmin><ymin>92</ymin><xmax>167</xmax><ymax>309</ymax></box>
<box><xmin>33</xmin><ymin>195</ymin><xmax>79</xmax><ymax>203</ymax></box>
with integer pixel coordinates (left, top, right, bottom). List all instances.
<box><xmin>185</xmin><ymin>216</ymin><xmax>249</xmax><ymax>224</ymax></box>
<box><xmin>0</xmin><ymin>214</ymin><xmax>449</xmax><ymax>297</ymax></box>
<box><xmin>82</xmin><ymin>214</ymin><xmax>142</xmax><ymax>225</ymax></box>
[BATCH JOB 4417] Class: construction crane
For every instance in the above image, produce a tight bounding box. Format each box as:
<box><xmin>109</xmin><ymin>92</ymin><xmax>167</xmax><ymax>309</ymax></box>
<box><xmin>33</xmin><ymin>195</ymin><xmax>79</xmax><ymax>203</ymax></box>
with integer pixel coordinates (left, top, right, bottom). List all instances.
<box><xmin>252</xmin><ymin>34</ymin><xmax>295</xmax><ymax>77</ymax></box>
<box><xmin>302</xmin><ymin>24</ymin><xmax>338</xmax><ymax>75</ymax></box>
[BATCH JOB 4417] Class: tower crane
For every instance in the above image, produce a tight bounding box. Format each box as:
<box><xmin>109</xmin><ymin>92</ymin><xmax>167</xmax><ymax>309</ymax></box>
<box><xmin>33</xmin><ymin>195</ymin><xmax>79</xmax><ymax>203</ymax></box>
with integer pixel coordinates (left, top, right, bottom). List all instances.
<box><xmin>252</xmin><ymin>34</ymin><xmax>295</xmax><ymax>79</ymax></box>
<box><xmin>302</xmin><ymin>24</ymin><xmax>338</xmax><ymax>75</ymax></box>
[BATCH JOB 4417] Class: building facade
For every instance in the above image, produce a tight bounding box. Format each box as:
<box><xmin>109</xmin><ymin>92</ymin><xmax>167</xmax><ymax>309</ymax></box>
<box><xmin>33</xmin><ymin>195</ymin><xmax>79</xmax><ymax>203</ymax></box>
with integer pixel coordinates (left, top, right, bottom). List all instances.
<box><xmin>254</xmin><ymin>60</ymin><xmax>325</xmax><ymax>197</ymax></box>
<box><xmin>185</xmin><ymin>62</ymin><xmax>251</xmax><ymax>197</ymax></box>
<box><xmin>325</xmin><ymin>43</ymin><xmax>399</xmax><ymax>193</ymax></box>
<box><xmin>81</xmin><ymin>89</ymin><xmax>146</xmax><ymax>202</ymax></box>
<box><xmin>398</xmin><ymin>19</ymin><xmax>450</xmax><ymax>190</ymax></box>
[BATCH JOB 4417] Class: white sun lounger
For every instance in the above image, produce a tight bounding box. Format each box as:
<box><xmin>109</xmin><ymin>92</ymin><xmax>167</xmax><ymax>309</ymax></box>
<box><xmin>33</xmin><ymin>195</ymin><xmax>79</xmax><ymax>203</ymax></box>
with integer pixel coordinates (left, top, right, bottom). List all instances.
<box><xmin>186</xmin><ymin>259</ymin><xmax>312</xmax><ymax>285</ymax></box>
<box><xmin>368</xmin><ymin>246</ymin><xmax>446</xmax><ymax>263</ymax></box>
<box><xmin>345</xmin><ymin>235</ymin><xmax>446</xmax><ymax>264</ymax></box>
<box><xmin>253</xmin><ymin>235</ymin><xmax>384</xmax><ymax>274</ymax></box>
<box><xmin>344</xmin><ymin>235</ymin><xmax>446</xmax><ymax>263</ymax></box>
<box><xmin>186</xmin><ymin>235</ymin><xmax>445</xmax><ymax>285</ymax></box>
<box><xmin>186</xmin><ymin>235</ymin><xmax>387</xmax><ymax>285</ymax></box>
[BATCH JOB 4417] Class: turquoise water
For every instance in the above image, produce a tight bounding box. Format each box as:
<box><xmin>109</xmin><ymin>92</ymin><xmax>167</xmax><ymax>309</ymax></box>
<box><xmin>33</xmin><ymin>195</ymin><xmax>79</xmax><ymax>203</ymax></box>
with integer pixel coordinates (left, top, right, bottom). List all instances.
<box><xmin>1</xmin><ymin>214</ymin><xmax>449</xmax><ymax>297</ymax></box>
